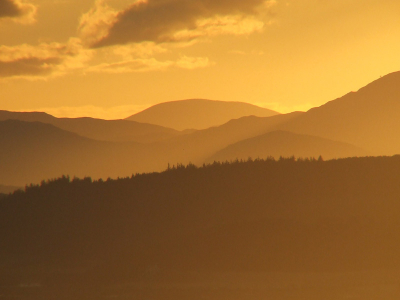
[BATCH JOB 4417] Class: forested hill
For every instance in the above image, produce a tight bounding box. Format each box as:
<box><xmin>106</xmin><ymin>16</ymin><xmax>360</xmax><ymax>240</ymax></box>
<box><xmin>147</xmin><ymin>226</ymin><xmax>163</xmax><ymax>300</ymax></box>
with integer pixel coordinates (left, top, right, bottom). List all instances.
<box><xmin>2</xmin><ymin>156</ymin><xmax>400</xmax><ymax>299</ymax></box>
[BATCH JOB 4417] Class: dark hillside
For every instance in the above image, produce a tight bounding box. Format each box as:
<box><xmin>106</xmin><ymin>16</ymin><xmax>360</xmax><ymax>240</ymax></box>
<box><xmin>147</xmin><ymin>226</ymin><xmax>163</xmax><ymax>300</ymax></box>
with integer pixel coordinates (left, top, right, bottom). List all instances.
<box><xmin>1</xmin><ymin>157</ymin><xmax>400</xmax><ymax>299</ymax></box>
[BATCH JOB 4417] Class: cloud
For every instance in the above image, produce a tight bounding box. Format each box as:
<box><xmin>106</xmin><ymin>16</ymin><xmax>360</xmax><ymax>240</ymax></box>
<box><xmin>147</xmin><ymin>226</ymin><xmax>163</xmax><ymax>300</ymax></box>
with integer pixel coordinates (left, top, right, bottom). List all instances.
<box><xmin>0</xmin><ymin>38</ymin><xmax>93</xmax><ymax>79</ymax></box>
<box><xmin>112</xmin><ymin>42</ymin><xmax>167</xmax><ymax>60</ymax></box>
<box><xmin>87</xmin><ymin>55</ymin><xmax>212</xmax><ymax>74</ymax></box>
<box><xmin>78</xmin><ymin>0</ymin><xmax>118</xmax><ymax>47</ymax></box>
<box><xmin>79</xmin><ymin>0</ymin><xmax>275</xmax><ymax>48</ymax></box>
<box><xmin>229</xmin><ymin>49</ymin><xmax>265</xmax><ymax>55</ymax></box>
<box><xmin>175</xmin><ymin>56</ymin><xmax>212</xmax><ymax>70</ymax></box>
<box><xmin>0</xmin><ymin>0</ymin><xmax>37</xmax><ymax>24</ymax></box>
<box><xmin>88</xmin><ymin>57</ymin><xmax>174</xmax><ymax>73</ymax></box>
<box><xmin>0</xmin><ymin>57</ymin><xmax>62</xmax><ymax>77</ymax></box>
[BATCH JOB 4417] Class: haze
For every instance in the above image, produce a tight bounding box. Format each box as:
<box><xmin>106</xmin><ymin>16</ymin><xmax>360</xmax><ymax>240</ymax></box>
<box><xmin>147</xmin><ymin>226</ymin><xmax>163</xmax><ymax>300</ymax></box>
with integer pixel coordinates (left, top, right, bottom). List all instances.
<box><xmin>1</xmin><ymin>0</ymin><xmax>400</xmax><ymax>118</ymax></box>
<box><xmin>2</xmin><ymin>1</ymin><xmax>400</xmax><ymax>299</ymax></box>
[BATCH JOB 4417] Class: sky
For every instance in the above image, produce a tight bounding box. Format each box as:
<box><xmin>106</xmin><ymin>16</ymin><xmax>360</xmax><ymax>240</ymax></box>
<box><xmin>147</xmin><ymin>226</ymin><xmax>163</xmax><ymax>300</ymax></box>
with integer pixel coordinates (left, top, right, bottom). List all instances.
<box><xmin>1</xmin><ymin>0</ymin><xmax>399</xmax><ymax>119</ymax></box>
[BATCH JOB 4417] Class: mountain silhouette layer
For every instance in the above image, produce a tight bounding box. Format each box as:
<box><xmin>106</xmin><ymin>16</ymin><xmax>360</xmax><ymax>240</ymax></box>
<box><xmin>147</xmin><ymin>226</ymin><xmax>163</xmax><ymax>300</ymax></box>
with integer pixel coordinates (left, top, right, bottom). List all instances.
<box><xmin>1</xmin><ymin>112</ymin><xmax>361</xmax><ymax>187</ymax></box>
<box><xmin>2</xmin><ymin>72</ymin><xmax>400</xmax><ymax>186</ymax></box>
<box><xmin>126</xmin><ymin>99</ymin><xmax>280</xmax><ymax>130</ymax></box>
<box><xmin>0</xmin><ymin>120</ymin><xmax>165</xmax><ymax>185</ymax></box>
<box><xmin>207</xmin><ymin>130</ymin><xmax>367</xmax><ymax>163</ymax></box>
<box><xmin>0</xmin><ymin>111</ymin><xmax>180</xmax><ymax>143</ymax></box>
<box><xmin>276</xmin><ymin>71</ymin><xmax>400</xmax><ymax>155</ymax></box>
<box><xmin>154</xmin><ymin>112</ymin><xmax>304</xmax><ymax>165</ymax></box>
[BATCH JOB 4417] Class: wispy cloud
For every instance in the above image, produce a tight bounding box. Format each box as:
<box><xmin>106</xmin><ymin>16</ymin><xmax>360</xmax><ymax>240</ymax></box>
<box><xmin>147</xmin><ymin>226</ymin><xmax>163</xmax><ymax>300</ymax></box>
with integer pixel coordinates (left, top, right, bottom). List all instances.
<box><xmin>0</xmin><ymin>0</ymin><xmax>37</xmax><ymax>24</ymax></box>
<box><xmin>0</xmin><ymin>0</ymin><xmax>276</xmax><ymax>80</ymax></box>
<box><xmin>87</xmin><ymin>55</ymin><xmax>212</xmax><ymax>74</ymax></box>
<box><xmin>0</xmin><ymin>38</ymin><xmax>93</xmax><ymax>79</ymax></box>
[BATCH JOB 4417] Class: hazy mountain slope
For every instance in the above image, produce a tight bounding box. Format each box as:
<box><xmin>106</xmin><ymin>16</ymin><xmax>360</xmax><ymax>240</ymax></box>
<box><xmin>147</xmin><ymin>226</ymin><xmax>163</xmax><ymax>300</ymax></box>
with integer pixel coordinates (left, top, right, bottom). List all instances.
<box><xmin>0</xmin><ymin>114</ymin><xmax>303</xmax><ymax>186</ymax></box>
<box><xmin>126</xmin><ymin>99</ymin><xmax>280</xmax><ymax>130</ymax></box>
<box><xmin>207</xmin><ymin>130</ymin><xmax>367</xmax><ymax>162</ymax></box>
<box><xmin>0</xmin><ymin>120</ymin><xmax>164</xmax><ymax>186</ymax></box>
<box><xmin>0</xmin><ymin>111</ymin><xmax>180</xmax><ymax>143</ymax></box>
<box><xmin>156</xmin><ymin>112</ymin><xmax>304</xmax><ymax>164</ymax></box>
<box><xmin>0</xmin><ymin>110</ymin><xmax>55</xmax><ymax>123</ymax></box>
<box><xmin>276</xmin><ymin>71</ymin><xmax>400</xmax><ymax>155</ymax></box>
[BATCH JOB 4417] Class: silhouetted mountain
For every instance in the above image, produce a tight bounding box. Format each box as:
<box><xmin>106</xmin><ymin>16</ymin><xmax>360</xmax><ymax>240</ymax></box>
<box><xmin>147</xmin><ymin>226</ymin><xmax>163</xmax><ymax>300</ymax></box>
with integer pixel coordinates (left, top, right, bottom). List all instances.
<box><xmin>0</xmin><ymin>120</ymin><xmax>165</xmax><ymax>186</ymax></box>
<box><xmin>126</xmin><ymin>99</ymin><xmax>280</xmax><ymax>130</ymax></box>
<box><xmin>207</xmin><ymin>130</ymin><xmax>367</xmax><ymax>162</ymax></box>
<box><xmin>1</xmin><ymin>157</ymin><xmax>400</xmax><ymax>299</ymax></box>
<box><xmin>155</xmin><ymin>112</ymin><xmax>304</xmax><ymax>164</ymax></box>
<box><xmin>0</xmin><ymin>110</ymin><xmax>180</xmax><ymax>143</ymax></box>
<box><xmin>1</xmin><ymin>114</ymin><xmax>308</xmax><ymax>186</ymax></box>
<box><xmin>3</xmin><ymin>112</ymin><xmax>369</xmax><ymax>187</ymax></box>
<box><xmin>276</xmin><ymin>71</ymin><xmax>400</xmax><ymax>155</ymax></box>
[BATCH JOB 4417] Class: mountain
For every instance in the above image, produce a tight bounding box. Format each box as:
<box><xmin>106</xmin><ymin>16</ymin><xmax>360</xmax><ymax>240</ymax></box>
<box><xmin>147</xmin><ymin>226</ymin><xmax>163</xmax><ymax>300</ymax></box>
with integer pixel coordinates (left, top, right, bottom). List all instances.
<box><xmin>0</xmin><ymin>114</ymin><xmax>303</xmax><ymax>186</ymax></box>
<box><xmin>0</xmin><ymin>110</ymin><xmax>180</xmax><ymax>143</ymax></box>
<box><xmin>125</xmin><ymin>99</ymin><xmax>280</xmax><ymax>130</ymax></box>
<box><xmin>0</xmin><ymin>120</ymin><xmax>165</xmax><ymax>186</ymax></box>
<box><xmin>276</xmin><ymin>71</ymin><xmax>400</xmax><ymax>155</ymax></box>
<box><xmin>207</xmin><ymin>130</ymin><xmax>367</xmax><ymax>163</ymax></box>
<box><xmin>153</xmin><ymin>112</ymin><xmax>304</xmax><ymax>164</ymax></box>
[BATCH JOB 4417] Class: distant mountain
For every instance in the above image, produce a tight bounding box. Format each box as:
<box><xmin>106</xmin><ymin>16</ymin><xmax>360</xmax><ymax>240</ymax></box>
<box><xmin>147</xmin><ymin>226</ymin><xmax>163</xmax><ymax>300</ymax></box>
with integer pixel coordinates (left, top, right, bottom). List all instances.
<box><xmin>0</xmin><ymin>111</ymin><xmax>180</xmax><ymax>143</ymax></box>
<box><xmin>207</xmin><ymin>130</ymin><xmax>367</xmax><ymax>163</ymax></box>
<box><xmin>155</xmin><ymin>112</ymin><xmax>304</xmax><ymax>164</ymax></box>
<box><xmin>276</xmin><ymin>71</ymin><xmax>400</xmax><ymax>155</ymax></box>
<box><xmin>126</xmin><ymin>99</ymin><xmax>280</xmax><ymax>130</ymax></box>
<box><xmin>0</xmin><ymin>113</ymin><xmax>331</xmax><ymax>186</ymax></box>
<box><xmin>0</xmin><ymin>120</ymin><xmax>165</xmax><ymax>186</ymax></box>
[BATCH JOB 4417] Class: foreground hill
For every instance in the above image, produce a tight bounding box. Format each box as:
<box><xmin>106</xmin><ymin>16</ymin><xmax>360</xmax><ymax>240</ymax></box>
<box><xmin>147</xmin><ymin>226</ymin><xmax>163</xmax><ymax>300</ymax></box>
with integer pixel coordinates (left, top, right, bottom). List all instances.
<box><xmin>0</xmin><ymin>110</ymin><xmax>180</xmax><ymax>143</ymax></box>
<box><xmin>277</xmin><ymin>71</ymin><xmax>400</xmax><ymax>155</ymax></box>
<box><xmin>208</xmin><ymin>130</ymin><xmax>367</xmax><ymax>162</ymax></box>
<box><xmin>126</xmin><ymin>99</ymin><xmax>279</xmax><ymax>130</ymax></box>
<box><xmin>1</xmin><ymin>157</ymin><xmax>400</xmax><ymax>299</ymax></box>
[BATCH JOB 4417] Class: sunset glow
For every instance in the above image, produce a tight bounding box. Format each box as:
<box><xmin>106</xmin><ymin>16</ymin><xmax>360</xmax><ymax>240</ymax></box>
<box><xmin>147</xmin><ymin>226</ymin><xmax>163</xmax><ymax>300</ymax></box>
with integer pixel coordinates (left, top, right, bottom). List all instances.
<box><xmin>1</xmin><ymin>0</ymin><xmax>399</xmax><ymax>118</ymax></box>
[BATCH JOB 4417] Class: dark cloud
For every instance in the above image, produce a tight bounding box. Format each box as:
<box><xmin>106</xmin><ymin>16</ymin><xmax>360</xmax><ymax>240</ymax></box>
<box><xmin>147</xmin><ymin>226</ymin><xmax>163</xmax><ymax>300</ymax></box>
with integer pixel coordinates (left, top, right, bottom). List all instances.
<box><xmin>92</xmin><ymin>0</ymin><xmax>268</xmax><ymax>47</ymax></box>
<box><xmin>0</xmin><ymin>0</ymin><xmax>21</xmax><ymax>18</ymax></box>
<box><xmin>0</xmin><ymin>57</ymin><xmax>62</xmax><ymax>77</ymax></box>
<box><xmin>0</xmin><ymin>0</ymin><xmax>36</xmax><ymax>23</ymax></box>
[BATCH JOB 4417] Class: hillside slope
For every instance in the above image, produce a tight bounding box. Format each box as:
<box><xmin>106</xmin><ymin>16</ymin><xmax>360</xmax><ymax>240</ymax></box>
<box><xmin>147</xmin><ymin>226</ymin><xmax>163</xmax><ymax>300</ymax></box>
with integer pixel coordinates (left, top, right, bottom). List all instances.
<box><xmin>207</xmin><ymin>130</ymin><xmax>367</xmax><ymax>162</ymax></box>
<box><xmin>277</xmin><ymin>71</ymin><xmax>400</xmax><ymax>155</ymax></box>
<box><xmin>0</xmin><ymin>111</ymin><xmax>180</xmax><ymax>143</ymax></box>
<box><xmin>1</xmin><ymin>158</ymin><xmax>400</xmax><ymax>299</ymax></box>
<box><xmin>0</xmin><ymin>120</ymin><xmax>164</xmax><ymax>185</ymax></box>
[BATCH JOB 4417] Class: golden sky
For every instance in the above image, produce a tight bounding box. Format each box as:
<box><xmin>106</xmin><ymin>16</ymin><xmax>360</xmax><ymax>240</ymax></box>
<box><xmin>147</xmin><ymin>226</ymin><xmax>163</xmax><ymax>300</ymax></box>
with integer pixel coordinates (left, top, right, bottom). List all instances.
<box><xmin>1</xmin><ymin>0</ymin><xmax>399</xmax><ymax>119</ymax></box>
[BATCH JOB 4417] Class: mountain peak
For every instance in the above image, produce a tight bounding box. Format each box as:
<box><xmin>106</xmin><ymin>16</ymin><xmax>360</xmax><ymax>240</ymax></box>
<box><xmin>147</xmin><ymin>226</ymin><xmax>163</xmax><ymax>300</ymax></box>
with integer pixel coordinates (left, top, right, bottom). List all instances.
<box><xmin>125</xmin><ymin>99</ymin><xmax>279</xmax><ymax>131</ymax></box>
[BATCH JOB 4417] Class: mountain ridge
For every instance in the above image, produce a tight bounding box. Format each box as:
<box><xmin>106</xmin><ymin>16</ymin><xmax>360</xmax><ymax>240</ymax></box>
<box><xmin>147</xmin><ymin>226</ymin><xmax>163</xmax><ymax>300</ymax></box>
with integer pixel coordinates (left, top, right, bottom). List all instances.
<box><xmin>207</xmin><ymin>130</ymin><xmax>367</xmax><ymax>163</ymax></box>
<box><xmin>0</xmin><ymin>110</ymin><xmax>180</xmax><ymax>143</ymax></box>
<box><xmin>126</xmin><ymin>99</ymin><xmax>280</xmax><ymax>130</ymax></box>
